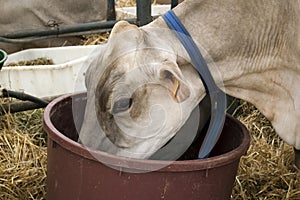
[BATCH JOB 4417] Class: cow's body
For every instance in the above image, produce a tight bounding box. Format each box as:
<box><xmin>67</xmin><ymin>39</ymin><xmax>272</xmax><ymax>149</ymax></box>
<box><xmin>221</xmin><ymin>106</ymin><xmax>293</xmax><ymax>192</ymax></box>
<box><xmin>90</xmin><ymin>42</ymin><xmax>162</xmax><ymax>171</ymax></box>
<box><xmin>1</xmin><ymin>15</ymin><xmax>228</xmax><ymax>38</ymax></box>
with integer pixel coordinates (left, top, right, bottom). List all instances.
<box><xmin>0</xmin><ymin>0</ymin><xmax>107</xmax><ymax>53</ymax></box>
<box><xmin>79</xmin><ymin>0</ymin><xmax>300</xmax><ymax>165</ymax></box>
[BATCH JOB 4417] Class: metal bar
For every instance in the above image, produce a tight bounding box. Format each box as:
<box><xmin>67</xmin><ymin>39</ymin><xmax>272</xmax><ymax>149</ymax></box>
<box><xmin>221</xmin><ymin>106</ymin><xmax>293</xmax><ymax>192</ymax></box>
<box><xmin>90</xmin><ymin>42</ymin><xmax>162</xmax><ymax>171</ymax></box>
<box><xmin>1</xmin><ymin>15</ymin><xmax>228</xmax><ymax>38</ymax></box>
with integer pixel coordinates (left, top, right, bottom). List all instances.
<box><xmin>171</xmin><ymin>0</ymin><xmax>179</xmax><ymax>9</ymax></box>
<box><xmin>2</xmin><ymin>19</ymin><xmax>136</xmax><ymax>39</ymax></box>
<box><xmin>107</xmin><ymin>0</ymin><xmax>116</xmax><ymax>21</ymax></box>
<box><xmin>2</xmin><ymin>89</ymin><xmax>49</xmax><ymax>107</ymax></box>
<box><xmin>0</xmin><ymin>29</ymin><xmax>112</xmax><ymax>44</ymax></box>
<box><xmin>0</xmin><ymin>101</ymin><xmax>44</xmax><ymax>115</ymax></box>
<box><xmin>0</xmin><ymin>95</ymin><xmax>60</xmax><ymax>115</ymax></box>
<box><xmin>136</xmin><ymin>0</ymin><xmax>152</xmax><ymax>26</ymax></box>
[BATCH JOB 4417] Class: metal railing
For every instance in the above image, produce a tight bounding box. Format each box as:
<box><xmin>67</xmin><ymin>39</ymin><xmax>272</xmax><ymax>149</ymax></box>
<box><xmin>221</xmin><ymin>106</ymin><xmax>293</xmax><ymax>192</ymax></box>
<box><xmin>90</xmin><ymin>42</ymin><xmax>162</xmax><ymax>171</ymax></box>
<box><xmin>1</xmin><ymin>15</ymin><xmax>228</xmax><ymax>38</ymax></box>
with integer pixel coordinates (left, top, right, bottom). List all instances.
<box><xmin>0</xmin><ymin>0</ymin><xmax>179</xmax><ymax>43</ymax></box>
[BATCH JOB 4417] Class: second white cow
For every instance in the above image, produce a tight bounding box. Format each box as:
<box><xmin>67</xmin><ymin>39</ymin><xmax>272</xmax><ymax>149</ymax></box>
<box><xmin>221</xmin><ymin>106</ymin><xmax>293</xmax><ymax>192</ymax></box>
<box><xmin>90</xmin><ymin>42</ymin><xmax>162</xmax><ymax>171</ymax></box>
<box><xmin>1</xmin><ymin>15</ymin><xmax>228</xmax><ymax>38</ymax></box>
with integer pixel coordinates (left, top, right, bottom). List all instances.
<box><xmin>0</xmin><ymin>0</ymin><xmax>107</xmax><ymax>53</ymax></box>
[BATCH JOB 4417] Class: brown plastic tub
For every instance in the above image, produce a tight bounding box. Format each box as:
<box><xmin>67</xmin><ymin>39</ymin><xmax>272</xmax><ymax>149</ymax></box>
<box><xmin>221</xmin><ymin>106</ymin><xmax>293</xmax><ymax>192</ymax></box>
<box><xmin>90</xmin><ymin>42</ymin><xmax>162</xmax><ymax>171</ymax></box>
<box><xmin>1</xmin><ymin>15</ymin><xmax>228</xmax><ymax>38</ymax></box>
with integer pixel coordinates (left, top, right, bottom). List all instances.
<box><xmin>44</xmin><ymin>93</ymin><xmax>250</xmax><ymax>200</ymax></box>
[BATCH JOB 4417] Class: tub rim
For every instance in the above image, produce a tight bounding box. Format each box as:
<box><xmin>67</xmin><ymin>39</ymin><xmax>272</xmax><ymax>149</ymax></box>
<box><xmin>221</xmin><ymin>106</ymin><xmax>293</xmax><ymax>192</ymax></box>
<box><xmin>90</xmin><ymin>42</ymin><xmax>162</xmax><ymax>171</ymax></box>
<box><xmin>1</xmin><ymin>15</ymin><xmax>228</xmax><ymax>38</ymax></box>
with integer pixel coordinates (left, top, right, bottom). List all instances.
<box><xmin>43</xmin><ymin>92</ymin><xmax>250</xmax><ymax>172</ymax></box>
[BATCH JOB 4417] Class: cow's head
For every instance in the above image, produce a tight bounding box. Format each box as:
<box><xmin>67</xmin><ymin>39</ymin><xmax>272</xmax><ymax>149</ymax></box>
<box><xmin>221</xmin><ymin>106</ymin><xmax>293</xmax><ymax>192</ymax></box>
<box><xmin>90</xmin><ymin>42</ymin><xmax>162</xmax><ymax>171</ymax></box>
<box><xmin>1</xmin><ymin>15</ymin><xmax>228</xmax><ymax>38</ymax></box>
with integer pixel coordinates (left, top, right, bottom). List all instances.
<box><xmin>84</xmin><ymin>21</ymin><xmax>205</xmax><ymax>158</ymax></box>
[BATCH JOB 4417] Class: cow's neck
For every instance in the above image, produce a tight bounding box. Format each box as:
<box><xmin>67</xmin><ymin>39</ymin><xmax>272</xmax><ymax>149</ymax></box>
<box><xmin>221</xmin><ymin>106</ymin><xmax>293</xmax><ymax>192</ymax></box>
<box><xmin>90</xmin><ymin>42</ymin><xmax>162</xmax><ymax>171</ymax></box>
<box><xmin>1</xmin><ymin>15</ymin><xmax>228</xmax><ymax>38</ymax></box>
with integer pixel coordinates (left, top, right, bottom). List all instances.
<box><xmin>144</xmin><ymin>4</ymin><xmax>300</xmax><ymax>148</ymax></box>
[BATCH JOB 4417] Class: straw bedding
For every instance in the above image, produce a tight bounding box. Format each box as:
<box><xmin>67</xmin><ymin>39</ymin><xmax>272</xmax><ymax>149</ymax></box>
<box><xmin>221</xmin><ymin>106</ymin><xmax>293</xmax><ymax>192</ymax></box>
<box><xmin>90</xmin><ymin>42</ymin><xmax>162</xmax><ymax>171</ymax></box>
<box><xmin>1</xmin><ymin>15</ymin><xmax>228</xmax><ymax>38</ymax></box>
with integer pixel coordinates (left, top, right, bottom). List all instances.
<box><xmin>1</xmin><ymin>1</ymin><xmax>300</xmax><ymax>199</ymax></box>
<box><xmin>1</xmin><ymin>98</ymin><xmax>299</xmax><ymax>199</ymax></box>
<box><xmin>0</xmin><ymin>108</ymin><xmax>47</xmax><ymax>199</ymax></box>
<box><xmin>231</xmin><ymin>101</ymin><xmax>300</xmax><ymax>199</ymax></box>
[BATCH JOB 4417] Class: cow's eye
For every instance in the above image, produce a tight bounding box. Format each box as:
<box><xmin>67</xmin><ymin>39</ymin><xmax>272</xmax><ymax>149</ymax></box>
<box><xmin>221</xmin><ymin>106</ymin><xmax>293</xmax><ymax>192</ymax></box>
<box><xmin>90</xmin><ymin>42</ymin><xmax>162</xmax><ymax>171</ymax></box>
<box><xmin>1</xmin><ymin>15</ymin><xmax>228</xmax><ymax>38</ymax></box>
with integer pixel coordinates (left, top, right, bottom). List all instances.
<box><xmin>112</xmin><ymin>98</ymin><xmax>133</xmax><ymax>114</ymax></box>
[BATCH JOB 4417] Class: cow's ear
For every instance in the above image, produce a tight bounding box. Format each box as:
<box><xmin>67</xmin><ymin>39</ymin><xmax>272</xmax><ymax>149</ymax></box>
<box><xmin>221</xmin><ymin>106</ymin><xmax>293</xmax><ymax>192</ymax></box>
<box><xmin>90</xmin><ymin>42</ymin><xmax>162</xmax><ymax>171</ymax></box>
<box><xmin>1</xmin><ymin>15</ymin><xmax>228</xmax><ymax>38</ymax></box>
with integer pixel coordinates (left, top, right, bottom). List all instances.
<box><xmin>110</xmin><ymin>21</ymin><xmax>138</xmax><ymax>38</ymax></box>
<box><xmin>159</xmin><ymin>68</ymin><xmax>190</xmax><ymax>103</ymax></box>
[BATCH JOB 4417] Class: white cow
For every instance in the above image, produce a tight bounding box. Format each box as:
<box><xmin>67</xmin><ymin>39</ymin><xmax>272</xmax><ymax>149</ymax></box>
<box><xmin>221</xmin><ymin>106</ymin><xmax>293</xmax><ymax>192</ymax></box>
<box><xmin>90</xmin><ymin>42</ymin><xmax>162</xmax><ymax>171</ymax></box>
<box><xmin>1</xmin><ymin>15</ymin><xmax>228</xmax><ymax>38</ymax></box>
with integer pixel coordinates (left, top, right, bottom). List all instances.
<box><xmin>79</xmin><ymin>0</ymin><xmax>300</xmax><ymax>166</ymax></box>
<box><xmin>0</xmin><ymin>0</ymin><xmax>107</xmax><ymax>53</ymax></box>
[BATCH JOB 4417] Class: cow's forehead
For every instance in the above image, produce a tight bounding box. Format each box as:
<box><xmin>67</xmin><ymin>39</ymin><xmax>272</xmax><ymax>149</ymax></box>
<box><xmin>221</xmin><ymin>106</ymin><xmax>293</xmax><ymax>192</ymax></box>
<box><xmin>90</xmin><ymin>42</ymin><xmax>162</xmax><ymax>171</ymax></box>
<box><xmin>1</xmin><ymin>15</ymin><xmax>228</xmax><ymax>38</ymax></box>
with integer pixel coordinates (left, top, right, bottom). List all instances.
<box><xmin>105</xmin><ymin>27</ymin><xmax>177</xmax><ymax>64</ymax></box>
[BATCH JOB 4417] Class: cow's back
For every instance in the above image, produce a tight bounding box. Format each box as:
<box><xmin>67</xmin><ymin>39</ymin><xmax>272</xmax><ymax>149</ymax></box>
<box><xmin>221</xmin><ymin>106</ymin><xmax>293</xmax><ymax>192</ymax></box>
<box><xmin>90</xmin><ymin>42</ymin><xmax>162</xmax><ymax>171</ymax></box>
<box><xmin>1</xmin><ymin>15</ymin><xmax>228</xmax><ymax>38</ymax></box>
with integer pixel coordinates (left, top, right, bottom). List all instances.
<box><xmin>171</xmin><ymin>0</ymin><xmax>300</xmax><ymax>66</ymax></box>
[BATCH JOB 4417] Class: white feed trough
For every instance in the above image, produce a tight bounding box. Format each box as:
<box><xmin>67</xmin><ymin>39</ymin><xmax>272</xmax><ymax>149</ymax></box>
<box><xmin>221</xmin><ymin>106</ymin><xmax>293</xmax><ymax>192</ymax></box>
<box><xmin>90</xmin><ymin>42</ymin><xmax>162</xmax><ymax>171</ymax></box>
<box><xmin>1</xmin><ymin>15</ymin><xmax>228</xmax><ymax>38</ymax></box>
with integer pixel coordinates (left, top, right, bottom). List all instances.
<box><xmin>0</xmin><ymin>45</ymin><xmax>98</xmax><ymax>98</ymax></box>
